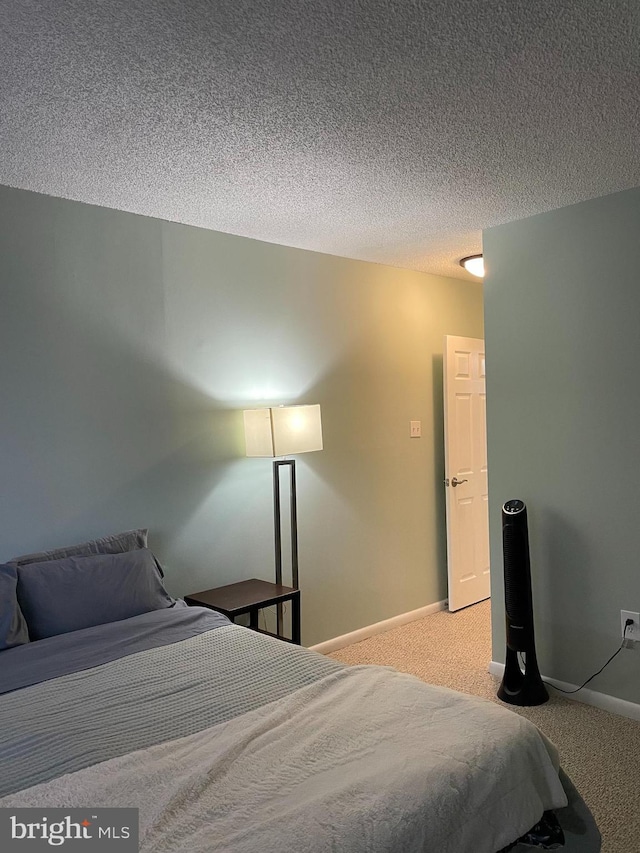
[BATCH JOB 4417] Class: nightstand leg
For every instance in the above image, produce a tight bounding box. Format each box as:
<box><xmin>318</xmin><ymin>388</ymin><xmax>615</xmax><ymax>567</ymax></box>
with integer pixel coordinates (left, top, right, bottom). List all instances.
<box><xmin>291</xmin><ymin>593</ymin><xmax>301</xmax><ymax>645</ymax></box>
<box><xmin>249</xmin><ymin>607</ymin><xmax>258</xmax><ymax>631</ymax></box>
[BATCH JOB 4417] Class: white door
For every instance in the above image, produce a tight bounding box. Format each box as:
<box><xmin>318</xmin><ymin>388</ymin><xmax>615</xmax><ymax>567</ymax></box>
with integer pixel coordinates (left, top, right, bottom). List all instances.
<box><xmin>443</xmin><ymin>335</ymin><xmax>490</xmax><ymax>611</ymax></box>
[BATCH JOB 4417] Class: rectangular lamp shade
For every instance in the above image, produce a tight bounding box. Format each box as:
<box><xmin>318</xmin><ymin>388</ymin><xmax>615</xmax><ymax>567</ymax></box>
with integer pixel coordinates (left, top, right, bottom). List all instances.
<box><xmin>244</xmin><ymin>405</ymin><xmax>323</xmax><ymax>457</ymax></box>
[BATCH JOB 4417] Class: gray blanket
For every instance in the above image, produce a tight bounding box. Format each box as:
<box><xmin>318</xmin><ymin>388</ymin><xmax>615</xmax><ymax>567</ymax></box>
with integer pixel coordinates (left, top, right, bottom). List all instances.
<box><xmin>0</xmin><ymin>623</ymin><xmax>343</xmax><ymax>797</ymax></box>
<box><xmin>0</xmin><ymin>604</ymin><xmax>230</xmax><ymax>694</ymax></box>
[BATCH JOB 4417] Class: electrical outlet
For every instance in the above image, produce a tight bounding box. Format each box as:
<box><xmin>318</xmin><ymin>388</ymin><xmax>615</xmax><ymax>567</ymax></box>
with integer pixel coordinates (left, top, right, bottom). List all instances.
<box><xmin>620</xmin><ymin>610</ymin><xmax>640</xmax><ymax>645</ymax></box>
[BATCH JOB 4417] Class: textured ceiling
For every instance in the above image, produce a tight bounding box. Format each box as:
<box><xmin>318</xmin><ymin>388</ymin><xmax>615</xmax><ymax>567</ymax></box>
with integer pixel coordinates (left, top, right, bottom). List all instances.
<box><xmin>1</xmin><ymin>0</ymin><xmax>639</xmax><ymax>281</ymax></box>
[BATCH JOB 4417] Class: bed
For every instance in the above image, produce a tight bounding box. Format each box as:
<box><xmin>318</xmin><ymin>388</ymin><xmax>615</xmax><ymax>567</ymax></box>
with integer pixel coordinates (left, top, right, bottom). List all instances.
<box><xmin>0</xmin><ymin>531</ymin><xmax>601</xmax><ymax>852</ymax></box>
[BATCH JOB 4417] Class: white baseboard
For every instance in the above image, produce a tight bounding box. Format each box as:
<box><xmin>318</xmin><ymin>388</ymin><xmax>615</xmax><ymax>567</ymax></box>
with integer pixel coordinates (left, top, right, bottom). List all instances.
<box><xmin>489</xmin><ymin>661</ymin><xmax>640</xmax><ymax>722</ymax></box>
<box><xmin>309</xmin><ymin>600</ymin><xmax>448</xmax><ymax>655</ymax></box>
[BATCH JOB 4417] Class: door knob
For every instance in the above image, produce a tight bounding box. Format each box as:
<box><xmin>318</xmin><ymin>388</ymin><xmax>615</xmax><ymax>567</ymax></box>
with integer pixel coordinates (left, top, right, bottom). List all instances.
<box><xmin>451</xmin><ymin>476</ymin><xmax>468</xmax><ymax>487</ymax></box>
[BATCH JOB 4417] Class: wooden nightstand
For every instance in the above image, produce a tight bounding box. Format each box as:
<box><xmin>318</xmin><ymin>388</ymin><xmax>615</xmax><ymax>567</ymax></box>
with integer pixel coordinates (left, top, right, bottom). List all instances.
<box><xmin>184</xmin><ymin>578</ymin><xmax>301</xmax><ymax>644</ymax></box>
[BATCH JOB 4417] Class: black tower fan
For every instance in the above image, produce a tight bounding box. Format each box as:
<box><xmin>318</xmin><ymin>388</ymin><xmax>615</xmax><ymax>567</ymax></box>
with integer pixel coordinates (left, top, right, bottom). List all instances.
<box><xmin>497</xmin><ymin>500</ymin><xmax>549</xmax><ymax>706</ymax></box>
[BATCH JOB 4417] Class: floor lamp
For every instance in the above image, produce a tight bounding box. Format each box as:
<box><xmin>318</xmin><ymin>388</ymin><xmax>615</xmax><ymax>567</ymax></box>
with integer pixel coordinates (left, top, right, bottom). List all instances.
<box><xmin>243</xmin><ymin>404</ymin><xmax>323</xmax><ymax>636</ymax></box>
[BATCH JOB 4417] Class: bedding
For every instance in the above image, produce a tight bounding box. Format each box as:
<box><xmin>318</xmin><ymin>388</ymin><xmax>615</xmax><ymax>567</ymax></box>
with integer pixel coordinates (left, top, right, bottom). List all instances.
<box><xmin>0</xmin><ymin>603</ymin><xmax>228</xmax><ymax>694</ymax></box>
<box><xmin>0</xmin><ymin>608</ymin><xmax>600</xmax><ymax>853</ymax></box>
<box><xmin>8</xmin><ymin>527</ymin><xmax>149</xmax><ymax>568</ymax></box>
<box><xmin>0</xmin><ymin>563</ymin><xmax>29</xmax><ymax>650</ymax></box>
<box><xmin>16</xmin><ymin>548</ymin><xmax>175</xmax><ymax>639</ymax></box>
<box><xmin>3</xmin><ymin>661</ymin><xmax>565</xmax><ymax>853</ymax></box>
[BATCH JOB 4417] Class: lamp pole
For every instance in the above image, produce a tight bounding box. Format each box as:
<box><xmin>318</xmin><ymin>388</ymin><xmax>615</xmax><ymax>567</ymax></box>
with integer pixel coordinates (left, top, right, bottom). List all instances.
<box><xmin>273</xmin><ymin>459</ymin><xmax>298</xmax><ymax>635</ymax></box>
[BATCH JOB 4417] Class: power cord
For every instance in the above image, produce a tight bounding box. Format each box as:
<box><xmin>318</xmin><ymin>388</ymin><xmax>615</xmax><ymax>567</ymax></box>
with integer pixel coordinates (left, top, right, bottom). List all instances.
<box><xmin>546</xmin><ymin>619</ymin><xmax>633</xmax><ymax>695</ymax></box>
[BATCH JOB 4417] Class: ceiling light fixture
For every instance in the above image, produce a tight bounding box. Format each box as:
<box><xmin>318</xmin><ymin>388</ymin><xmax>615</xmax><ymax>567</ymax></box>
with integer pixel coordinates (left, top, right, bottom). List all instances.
<box><xmin>459</xmin><ymin>254</ymin><xmax>484</xmax><ymax>278</ymax></box>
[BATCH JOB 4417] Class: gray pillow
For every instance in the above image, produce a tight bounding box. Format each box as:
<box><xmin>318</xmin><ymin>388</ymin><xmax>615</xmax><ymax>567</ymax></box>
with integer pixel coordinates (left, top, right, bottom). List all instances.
<box><xmin>0</xmin><ymin>563</ymin><xmax>30</xmax><ymax>650</ymax></box>
<box><xmin>8</xmin><ymin>528</ymin><xmax>149</xmax><ymax>568</ymax></box>
<box><xmin>17</xmin><ymin>548</ymin><xmax>175</xmax><ymax>640</ymax></box>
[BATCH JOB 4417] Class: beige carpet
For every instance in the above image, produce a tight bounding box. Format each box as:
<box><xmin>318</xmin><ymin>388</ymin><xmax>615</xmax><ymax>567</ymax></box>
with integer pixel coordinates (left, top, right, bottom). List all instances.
<box><xmin>328</xmin><ymin>600</ymin><xmax>640</xmax><ymax>853</ymax></box>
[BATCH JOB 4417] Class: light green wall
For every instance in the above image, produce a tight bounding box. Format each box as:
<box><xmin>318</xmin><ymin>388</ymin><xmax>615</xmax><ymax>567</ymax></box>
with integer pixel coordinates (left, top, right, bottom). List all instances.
<box><xmin>484</xmin><ymin>187</ymin><xmax>640</xmax><ymax>704</ymax></box>
<box><xmin>0</xmin><ymin>184</ymin><xmax>483</xmax><ymax>646</ymax></box>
